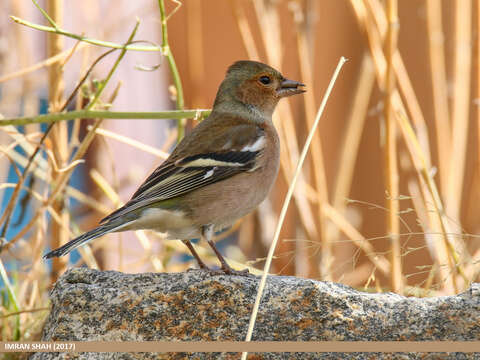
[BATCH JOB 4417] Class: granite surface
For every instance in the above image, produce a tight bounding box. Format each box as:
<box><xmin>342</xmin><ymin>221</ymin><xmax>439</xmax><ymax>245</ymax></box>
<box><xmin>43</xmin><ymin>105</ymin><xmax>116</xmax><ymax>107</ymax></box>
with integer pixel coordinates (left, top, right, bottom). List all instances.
<box><xmin>31</xmin><ymin>268</ymin><xmax>480</xmax><ymax>359</ymax></box>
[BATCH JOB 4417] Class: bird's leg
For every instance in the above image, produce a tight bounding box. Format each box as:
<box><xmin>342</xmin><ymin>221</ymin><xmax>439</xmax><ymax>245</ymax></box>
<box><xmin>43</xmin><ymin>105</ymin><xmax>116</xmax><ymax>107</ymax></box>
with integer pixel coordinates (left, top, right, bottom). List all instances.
<box><xmin>202</xmin><ymin>224</ymin><xmax>250</xmax><ymax>276</ymax></box>
<box><xmin>182</xmin><ymin>239</ymin><xmax>209</xmax><ymax>270</ymax></box>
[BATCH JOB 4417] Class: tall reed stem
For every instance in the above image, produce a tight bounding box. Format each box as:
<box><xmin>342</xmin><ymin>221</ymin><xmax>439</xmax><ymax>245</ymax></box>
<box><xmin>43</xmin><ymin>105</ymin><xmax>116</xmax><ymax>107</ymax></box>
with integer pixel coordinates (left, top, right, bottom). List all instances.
<box><xmin>447</xmin><ymin>0</ymin><xmax>472</xmax><ymax>222</ymax></box>
<box><xmin>47</xmin><ymin>0</ymin><xmax>69</xmax><ymax>282</ymax></box>
<box><xmin>426</xmin><ymin>0</ymin><xmax>450</xmax><ymax>195</ymax></box>
<box><xmin>384</xmin><ymin>0</ymin><xmax>402</xmax><ymax>294</ymax></box>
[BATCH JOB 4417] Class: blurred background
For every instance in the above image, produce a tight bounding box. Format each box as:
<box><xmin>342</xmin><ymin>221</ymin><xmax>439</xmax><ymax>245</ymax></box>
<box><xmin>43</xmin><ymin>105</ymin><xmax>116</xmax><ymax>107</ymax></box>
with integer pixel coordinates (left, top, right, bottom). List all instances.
<box><xmin>1</xmin><ymin>0</ymin><xmax>480</xmax><ymax>340</ymax></box>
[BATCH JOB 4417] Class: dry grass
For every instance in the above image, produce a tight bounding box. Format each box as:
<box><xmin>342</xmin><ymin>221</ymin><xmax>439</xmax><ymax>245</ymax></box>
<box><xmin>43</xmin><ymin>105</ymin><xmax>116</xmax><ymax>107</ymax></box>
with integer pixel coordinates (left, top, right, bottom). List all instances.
<box><xmin>0</xmin><ymin>0</ymin><xmax>479</xmax><ymax>342</ymax></box>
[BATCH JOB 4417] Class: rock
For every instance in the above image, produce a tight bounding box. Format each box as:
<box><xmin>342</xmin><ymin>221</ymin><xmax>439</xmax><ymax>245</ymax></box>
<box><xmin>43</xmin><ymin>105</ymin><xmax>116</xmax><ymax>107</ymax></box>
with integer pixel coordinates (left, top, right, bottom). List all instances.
<box><xmin>33</xmin><ymin>268</ymin><xmax>480</xmax><ymax>359</ymax></box>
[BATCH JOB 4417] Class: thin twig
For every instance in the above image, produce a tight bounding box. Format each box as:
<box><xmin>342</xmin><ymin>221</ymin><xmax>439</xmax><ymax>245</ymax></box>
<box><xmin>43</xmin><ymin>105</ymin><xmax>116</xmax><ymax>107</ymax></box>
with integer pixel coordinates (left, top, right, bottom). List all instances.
<box><xmin>62</xmin><ymin>48</ymin><xmax>117</xmax><ymax>112</ymax></box>
<box><xmin>10</xmin><ymin>15</ymin><xmax>161</xmax><ymax>52</ymax></box>
<box><xmin>87</xmin><ymin>126</ymin><xmax>169</xmax><ymax>159</ymax></box>
<box><xmin>0</xmin><ymin>307</ymin><xmax>50</xmax><ymax>319</ymax></box>
<box><xmin>32</xmin><ymin>0</ymin><xmax>57</xmax><ymax>29</ymax></box>
<box><xmin>0</xmin><ymin>43</ymin><xmax>88</xmax><ymax>83</ymax></box>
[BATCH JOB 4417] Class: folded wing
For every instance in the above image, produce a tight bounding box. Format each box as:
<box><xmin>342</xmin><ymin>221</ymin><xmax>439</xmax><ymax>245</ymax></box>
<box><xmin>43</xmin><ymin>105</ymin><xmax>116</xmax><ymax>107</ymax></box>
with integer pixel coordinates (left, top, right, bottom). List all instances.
<box><xmin>100</xmin><ymin>125</ymin><xmax>265</xmax><ymax>224</ymax></box>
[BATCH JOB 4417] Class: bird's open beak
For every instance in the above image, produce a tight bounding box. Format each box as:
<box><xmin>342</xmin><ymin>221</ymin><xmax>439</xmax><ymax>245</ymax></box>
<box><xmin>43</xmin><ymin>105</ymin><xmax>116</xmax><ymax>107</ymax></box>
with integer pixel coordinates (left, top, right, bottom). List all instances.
<box><xmin>277</xmin><ymin>78</ymin><xmax>306</xmax><ymax>97</ymax></box>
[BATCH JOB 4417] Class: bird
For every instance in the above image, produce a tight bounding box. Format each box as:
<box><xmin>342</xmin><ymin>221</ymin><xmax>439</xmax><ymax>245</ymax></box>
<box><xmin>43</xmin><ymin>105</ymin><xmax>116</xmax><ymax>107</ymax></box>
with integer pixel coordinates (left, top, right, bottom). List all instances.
<box><xmin>43</xmin><ymin>60</ymin><xmax>306</xmax><ymax>275</ymax></box>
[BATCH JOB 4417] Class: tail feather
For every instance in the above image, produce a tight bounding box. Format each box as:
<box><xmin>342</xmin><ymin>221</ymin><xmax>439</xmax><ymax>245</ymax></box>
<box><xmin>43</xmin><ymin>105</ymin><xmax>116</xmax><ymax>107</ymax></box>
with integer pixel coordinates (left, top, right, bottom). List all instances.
<box><xmin>43</xmin><ymin>220</ymin><xmax>128</xmax><ymax>259</ymax></box>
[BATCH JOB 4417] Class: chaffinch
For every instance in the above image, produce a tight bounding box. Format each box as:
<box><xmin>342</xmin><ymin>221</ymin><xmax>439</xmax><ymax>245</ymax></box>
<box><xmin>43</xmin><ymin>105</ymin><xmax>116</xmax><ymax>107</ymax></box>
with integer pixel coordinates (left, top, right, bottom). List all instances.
<box><xmin>44</xmin><ymin>60</ymin><xmax>305</xmax><ymax>274</ymax></box>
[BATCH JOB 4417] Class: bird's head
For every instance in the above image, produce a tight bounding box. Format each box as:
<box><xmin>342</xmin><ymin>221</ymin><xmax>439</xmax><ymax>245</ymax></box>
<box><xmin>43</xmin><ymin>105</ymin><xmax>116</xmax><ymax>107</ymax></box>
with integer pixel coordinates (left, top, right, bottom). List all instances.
<box><xmin>213</xmin><ymin>60</ymin><xmax>306</xmax><ymax>117</ymax></box>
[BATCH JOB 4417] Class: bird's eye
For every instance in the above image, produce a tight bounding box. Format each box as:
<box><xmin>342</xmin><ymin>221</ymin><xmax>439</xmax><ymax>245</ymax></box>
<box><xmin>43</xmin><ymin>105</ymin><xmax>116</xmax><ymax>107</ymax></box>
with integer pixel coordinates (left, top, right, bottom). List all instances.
<box><xmin>259</xmin><ymin>76</ymin><xmax>271</xmax><ymax>85</ymax></box>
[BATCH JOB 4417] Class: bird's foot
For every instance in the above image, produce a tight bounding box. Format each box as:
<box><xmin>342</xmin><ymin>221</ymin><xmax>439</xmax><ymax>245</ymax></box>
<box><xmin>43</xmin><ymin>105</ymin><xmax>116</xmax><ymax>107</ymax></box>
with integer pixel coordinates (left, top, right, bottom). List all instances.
<box><xmin>188</xmin><ymin>265</ymin><xmax>253</xmax><ymax>276</ymax></box>
<box><xmin>219</xmin><ymin>265</ymin><xmax>253</xmax><ymax>277</ymax></box>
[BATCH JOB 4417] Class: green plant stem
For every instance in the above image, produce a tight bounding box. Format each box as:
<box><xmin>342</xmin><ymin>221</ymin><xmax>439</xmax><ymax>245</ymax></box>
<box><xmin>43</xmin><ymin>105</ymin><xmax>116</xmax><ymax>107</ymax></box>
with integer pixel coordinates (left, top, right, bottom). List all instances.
<box><xmin>10</xmin><ymin>15</ymin><xmax>161</xmax><ymax>52</ymax></box>
<box><xmin>158</xmin><ymin>0</ymin><xmax>185</xmax><ymax>141</ymax></box>
<box><xmin>0</xmin><ymin>109</ymin><xmax>211</xmax><ymax>127</ymax></box>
